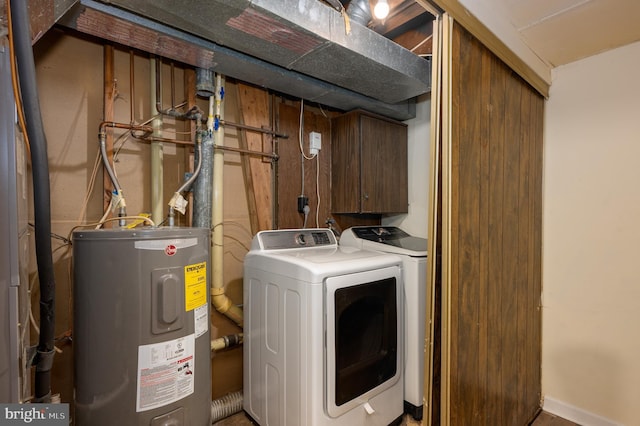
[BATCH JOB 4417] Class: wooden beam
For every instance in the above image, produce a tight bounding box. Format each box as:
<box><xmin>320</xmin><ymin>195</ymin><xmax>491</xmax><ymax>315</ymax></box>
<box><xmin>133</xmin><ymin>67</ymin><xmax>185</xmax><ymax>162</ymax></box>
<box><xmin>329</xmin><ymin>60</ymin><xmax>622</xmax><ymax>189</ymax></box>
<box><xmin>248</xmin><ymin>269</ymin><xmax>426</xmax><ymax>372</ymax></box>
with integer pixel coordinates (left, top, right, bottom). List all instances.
<box><xmin>102</xmin><ymin>45</ymin><xmax>115</xmax><ymax>222</ymax></box>
<box><xmin>233</xmin><ymin>84</ymin><xmax>260</xmax><ymax>235</ymax></box>
<box><xmin>236</xmin><ymin>83</ymin><xmax>273</xmax><ymax>232</ymax></box>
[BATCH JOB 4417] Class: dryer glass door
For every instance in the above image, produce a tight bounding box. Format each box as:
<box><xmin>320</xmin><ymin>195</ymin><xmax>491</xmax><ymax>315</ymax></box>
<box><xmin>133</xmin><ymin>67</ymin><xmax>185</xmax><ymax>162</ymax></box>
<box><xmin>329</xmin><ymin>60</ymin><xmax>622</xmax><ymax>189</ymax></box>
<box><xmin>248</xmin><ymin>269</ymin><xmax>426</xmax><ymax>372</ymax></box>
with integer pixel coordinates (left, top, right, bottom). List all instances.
<box><xmin>325</xmin><ymin>266</ymin><xmax>402</xmax><ymax>418</ymax></box>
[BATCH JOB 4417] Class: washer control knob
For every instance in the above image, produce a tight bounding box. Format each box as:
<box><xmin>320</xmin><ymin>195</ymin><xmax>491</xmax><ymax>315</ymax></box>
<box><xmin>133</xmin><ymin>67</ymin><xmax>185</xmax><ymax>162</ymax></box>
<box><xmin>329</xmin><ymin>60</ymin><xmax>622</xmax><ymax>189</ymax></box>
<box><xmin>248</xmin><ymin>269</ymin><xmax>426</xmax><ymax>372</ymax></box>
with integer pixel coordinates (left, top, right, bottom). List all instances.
<box><xmin>296</xmin><ymin>233</ymin><xmax>307</xmax><ymax>246</ymax></box>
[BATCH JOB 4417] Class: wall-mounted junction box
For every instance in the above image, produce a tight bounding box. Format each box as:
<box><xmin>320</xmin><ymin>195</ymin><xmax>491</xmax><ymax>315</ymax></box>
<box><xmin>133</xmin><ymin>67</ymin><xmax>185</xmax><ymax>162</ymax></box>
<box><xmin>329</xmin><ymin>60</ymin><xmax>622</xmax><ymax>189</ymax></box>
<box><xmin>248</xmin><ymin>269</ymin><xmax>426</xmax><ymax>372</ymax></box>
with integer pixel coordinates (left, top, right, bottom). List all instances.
<box><xmin>309</xmin><ymin>131</ymin><xmax>321</xmax><ymax>155</ymax></box>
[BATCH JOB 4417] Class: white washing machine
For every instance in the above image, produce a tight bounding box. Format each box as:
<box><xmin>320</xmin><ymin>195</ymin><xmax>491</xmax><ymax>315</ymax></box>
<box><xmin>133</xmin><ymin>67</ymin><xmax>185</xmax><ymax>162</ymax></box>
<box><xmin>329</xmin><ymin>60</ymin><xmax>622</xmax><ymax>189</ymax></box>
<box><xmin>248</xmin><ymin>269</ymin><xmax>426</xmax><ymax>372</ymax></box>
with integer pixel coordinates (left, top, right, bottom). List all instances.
<box><xmin>243</xmin><ymin>228</ymin><xmax>404</xmax><ymax>426</ymax></box>
<box><xmin>340</xmin><ymin>226</ymin><xmax>428</xmax><ymax>420</ymax></box>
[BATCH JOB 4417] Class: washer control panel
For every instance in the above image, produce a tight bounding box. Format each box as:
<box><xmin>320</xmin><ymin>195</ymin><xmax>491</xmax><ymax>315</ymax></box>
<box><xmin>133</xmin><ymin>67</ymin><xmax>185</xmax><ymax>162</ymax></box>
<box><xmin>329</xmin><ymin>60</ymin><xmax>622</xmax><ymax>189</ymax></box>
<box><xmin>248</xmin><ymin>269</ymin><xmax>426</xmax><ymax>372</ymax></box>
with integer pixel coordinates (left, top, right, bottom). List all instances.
<box><xmin>254</xmin><ymin>228</ymin><xmax>336</xmax><ymax>250</ymax></box>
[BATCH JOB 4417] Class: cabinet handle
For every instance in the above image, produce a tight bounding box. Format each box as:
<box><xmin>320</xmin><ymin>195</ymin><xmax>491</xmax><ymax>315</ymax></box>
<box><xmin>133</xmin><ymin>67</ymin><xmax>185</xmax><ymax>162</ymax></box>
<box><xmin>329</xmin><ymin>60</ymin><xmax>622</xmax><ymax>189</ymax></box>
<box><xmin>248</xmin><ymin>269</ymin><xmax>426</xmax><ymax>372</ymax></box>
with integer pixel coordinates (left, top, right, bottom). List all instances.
<box><xmin>363</xmin><ymin>193</ymin><xmax>369</xmax><ymax>201</ymax></box>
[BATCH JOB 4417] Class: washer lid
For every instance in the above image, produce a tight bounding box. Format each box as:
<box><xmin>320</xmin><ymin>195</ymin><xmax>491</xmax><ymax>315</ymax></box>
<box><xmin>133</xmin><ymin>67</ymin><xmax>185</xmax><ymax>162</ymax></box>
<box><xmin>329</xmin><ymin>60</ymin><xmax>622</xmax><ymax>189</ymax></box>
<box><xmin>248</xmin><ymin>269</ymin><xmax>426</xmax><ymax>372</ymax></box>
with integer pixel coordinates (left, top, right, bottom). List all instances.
<box><xmin>340</xmin><ymin>226</ymin><xmax>428</xmax><ymax>257</ymax></box>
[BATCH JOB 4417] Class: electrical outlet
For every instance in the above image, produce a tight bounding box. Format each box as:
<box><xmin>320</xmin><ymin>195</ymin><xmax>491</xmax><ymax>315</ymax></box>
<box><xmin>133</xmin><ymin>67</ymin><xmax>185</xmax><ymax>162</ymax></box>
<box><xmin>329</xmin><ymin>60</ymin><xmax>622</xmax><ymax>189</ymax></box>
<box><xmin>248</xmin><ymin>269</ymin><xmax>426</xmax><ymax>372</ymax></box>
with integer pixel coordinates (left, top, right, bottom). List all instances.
<box><xmin>297</xmin><ymin>195</ymin><xmax>309</xmax><ymax>213</ymax></box>
<box><xmin>309</xmin><ymin>131</ymin><xmax>321</xmax><ymax>155</ymax></box>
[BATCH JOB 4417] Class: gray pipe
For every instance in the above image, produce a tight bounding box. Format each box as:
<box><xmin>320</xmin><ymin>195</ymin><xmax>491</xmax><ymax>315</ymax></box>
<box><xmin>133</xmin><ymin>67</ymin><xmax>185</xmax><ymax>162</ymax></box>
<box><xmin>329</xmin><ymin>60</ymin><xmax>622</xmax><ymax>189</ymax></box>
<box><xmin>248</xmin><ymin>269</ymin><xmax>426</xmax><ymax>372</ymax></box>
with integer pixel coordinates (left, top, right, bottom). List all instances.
<box><xmin>210</xmin><ymin>391</ymin><xmax>243</xmax><ymax>424</ymax></box>
<box><xmin>196</xmin><ymin>68</ymin><xmax>215</xmax><ymax>98</ymax></box>
<box><xmin>99</xmin><ymin>131</ymin><xmax>123</xmax><ymax>196</ymax></box>
<box><xmin>168</xmin><ymin>111</ymin><xmax>203</xmax><ymax>227</ymax></box>
<box><xmin>192</xmin><ymin>130</ymin><xmax>214</xmax><ymax>228</ymax></box>
<box><xmin>176</xmin><ymin>114</ymin><xmax>203</xmax><ymax>194</ymax></box>
<box><xmin>99</xmin><ymin>132</ymin><xmax>126</xmax><ymax>226</ymax></box>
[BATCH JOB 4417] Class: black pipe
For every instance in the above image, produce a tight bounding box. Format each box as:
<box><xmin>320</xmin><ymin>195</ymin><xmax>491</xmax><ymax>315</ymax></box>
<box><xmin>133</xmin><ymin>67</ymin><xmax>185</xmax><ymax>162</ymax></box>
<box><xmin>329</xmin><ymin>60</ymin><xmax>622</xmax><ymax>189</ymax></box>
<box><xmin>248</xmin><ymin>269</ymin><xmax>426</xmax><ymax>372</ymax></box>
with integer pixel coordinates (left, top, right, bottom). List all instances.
<box><xmin>10</xmin><ymin>0</ymin><xmax>56</xmax><ymax>402</ymax></box>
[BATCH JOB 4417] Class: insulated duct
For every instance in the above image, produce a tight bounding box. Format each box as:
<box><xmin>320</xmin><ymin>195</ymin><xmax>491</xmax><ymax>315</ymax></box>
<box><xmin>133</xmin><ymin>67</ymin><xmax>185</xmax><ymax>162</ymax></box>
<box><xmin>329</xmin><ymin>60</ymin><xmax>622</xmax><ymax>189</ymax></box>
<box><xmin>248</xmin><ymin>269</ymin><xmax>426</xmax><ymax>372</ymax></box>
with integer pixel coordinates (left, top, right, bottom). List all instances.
<box><xmin>57</xmin><ymin>0</ymin><xmax>429</xmax><ymax>121</ymax></box>
<box><xmin>9</xmin><ymin>0</ymin><xmax>56</xmax><ymax>402</ymax></box>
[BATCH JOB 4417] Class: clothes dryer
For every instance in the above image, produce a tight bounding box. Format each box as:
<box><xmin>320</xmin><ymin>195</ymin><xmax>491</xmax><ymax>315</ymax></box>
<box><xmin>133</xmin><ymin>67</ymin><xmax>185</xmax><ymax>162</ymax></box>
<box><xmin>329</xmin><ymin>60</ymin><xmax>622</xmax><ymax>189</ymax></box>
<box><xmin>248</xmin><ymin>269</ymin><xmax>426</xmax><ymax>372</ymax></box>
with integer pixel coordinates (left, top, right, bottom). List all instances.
<box><xmin>340</xmin><ymin>226</ymin><xmax>428</xmax><ymax>420</ymax></box>
<box><xmin>243</xmin><ymin>228</ymin><xmax>404</xmax><ymax>426</ymax></box>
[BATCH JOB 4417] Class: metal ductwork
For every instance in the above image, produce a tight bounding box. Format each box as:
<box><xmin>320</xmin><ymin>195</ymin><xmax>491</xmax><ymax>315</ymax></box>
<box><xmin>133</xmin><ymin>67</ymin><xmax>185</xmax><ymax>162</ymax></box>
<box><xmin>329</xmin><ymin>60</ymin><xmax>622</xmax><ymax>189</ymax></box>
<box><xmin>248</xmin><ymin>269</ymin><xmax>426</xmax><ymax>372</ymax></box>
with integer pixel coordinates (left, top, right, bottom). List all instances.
<box><xmin>346</xmin><ymin>0</ymin><xmax>373</xmax><ymax>27</ymax></box>
<box><xmin>54</xmin><ymin>0</ymin><xmax>430</xmax><ymax>120</ymax></box>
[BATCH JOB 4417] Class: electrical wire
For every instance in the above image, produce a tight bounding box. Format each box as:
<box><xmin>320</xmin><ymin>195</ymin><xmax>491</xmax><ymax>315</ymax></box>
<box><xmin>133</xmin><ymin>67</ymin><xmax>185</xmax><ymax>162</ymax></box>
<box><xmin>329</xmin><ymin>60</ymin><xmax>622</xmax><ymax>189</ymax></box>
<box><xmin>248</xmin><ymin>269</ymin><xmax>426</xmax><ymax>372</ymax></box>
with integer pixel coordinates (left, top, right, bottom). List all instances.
<box><xmin>95</xmin><ymin>197</ymin><xmax>115</xmax><ymax>229</ymax></box>
<box><xmin>299</xmin><ymin>100</ymin><xmax>305</xmax><ymax>197</ymax></box>
<box><xmin>296</xmin><ymin>98</ymin><xmax>324</xmax><ymax>228</ymax></box>
<box><xmin>298</xmin><ymin>99</ymin><xmax>316</xmax><ymax>161</ymax></box>
<box><xmin>76</xmin><ymin>150</ymin><xmax>102</xmax><ymax>224</ymax></box>
<box><xmin>24</xmin><ymin>226</ymin><xmax>75</xmax><ymax>341</ymax></box>
<box><xmin>27</xmin><ymin>223</ymin><xmax>72</xmax><ymax>246</ymax></box>
<box><xmin>67</xmin><ymin>215</ymin><xmax>156</xmax><ymax>241</ymax></box>
<box><xmin>318</xmin><ymin>103</ymin><xmax>329</xmax><ymax>118</ymax></box>
<box><xmin>315</xmin><ymin>152</ymin><xmax>321</xmax><ymax>228</ymax></box>
<box><xmin>113</xmin><ymin>114</ymin><xmax>158</xmax><ymax>160</ymax></box>
<box><xmin>303</xmin><ymin>206</ymin><xmax>309</xmax><ymax>229</ymax></box>
<box><xmin>5</xmin><ymin>0</ymin><xmax>31</xmax><ymax>157</ymax></box>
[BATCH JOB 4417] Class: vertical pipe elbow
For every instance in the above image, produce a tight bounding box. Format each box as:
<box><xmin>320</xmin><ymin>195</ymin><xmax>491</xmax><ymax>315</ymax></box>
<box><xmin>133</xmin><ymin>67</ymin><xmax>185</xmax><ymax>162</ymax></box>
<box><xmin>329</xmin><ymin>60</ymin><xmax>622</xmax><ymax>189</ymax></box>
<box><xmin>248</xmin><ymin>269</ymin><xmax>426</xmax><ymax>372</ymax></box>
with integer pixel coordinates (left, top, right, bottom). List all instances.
<box><xmin>211</xmin><ymin>288</ymin><xmax>243</xmax><ymax>328</ymax></box>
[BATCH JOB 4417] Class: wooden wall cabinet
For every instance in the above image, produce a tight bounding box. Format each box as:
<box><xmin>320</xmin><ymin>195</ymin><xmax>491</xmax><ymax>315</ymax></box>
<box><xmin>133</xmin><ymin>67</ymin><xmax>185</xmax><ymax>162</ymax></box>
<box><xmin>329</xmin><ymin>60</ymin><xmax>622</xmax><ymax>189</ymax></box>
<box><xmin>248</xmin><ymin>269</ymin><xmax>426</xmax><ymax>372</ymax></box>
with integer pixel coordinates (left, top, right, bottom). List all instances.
<box><xmin>331</xmin><ymin>110</ymin><xmax>408</xmax><ymax>214</ymax></box>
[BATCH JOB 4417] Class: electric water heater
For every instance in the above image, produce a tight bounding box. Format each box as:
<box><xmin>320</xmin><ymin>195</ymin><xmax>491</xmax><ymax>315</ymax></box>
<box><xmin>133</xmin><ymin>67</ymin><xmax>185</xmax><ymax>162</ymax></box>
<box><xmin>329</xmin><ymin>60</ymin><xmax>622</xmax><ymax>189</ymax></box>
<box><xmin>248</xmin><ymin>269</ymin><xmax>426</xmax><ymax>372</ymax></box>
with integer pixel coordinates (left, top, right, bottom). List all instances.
<box><xmin>73</xmin><ymin>227</ymin><xmax>211</xmax><ymax>425</ymax></box>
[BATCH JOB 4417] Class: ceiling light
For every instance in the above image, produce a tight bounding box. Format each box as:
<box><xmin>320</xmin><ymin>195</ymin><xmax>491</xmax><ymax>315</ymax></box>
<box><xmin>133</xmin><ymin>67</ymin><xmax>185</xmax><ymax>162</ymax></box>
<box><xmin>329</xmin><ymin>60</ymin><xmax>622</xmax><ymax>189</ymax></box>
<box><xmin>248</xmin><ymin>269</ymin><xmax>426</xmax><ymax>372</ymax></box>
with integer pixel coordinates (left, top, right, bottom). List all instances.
<box><xmin>373</xmin><ymin>0</ymin><xmax>389</xmax><ymax>20</ymax></box>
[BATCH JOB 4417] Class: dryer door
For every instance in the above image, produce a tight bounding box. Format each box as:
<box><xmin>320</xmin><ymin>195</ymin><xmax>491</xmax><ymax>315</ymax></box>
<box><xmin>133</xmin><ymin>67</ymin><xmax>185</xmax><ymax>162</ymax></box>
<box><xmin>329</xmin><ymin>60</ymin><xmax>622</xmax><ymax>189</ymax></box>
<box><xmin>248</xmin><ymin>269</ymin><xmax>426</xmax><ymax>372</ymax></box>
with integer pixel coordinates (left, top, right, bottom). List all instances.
<box><xmin>325</xmin><ymin>266</ymin><xmax>402</xmax><ymax>418</ymax></box>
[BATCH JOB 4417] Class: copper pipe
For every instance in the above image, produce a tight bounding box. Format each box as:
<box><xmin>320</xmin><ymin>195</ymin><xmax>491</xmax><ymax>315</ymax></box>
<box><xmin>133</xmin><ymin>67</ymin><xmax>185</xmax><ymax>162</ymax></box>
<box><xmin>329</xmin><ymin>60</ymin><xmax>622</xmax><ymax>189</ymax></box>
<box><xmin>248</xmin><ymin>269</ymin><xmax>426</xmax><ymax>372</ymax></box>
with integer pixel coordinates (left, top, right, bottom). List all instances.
<box><xmin>155</xmin><ymin>57</ymin><xmax>162</xmax><ymax>114</ymax></box>
<box><xmin>134</xmin><ymin>135</ymin><xmax>278</xmax><ymax>160</ymax></box>
<box><xmin>220</xmin><ymin>119</ymin><xmax>288</xmax><ymax>139</ymax></box>
<box><xmin>148</xmin><ymin>136</ymin><xmax>188</xmax><ymax>144</ymax></box>
<box><xmin>99</xmin><ymin>121</ymin><xmax>154</xmax><ymax>137</ymax></box>
<box><xmin>129</xmin><ymin>50</ymin><xmax>135</xmax><ymax>123</ymax></box>
<box><xmin>215</xmin><ymin>144</ymin><xmax>278</xmax><ymax>160</ymax></box>
<box><xmin>170</xmin><ymin>62</ymin><xmax>176</xmax><ymax>110</ymax></box>
<box><xmin>103</xmin><ymin>46</ymin><xmax>115</xmax><ymax>214</ymax></box>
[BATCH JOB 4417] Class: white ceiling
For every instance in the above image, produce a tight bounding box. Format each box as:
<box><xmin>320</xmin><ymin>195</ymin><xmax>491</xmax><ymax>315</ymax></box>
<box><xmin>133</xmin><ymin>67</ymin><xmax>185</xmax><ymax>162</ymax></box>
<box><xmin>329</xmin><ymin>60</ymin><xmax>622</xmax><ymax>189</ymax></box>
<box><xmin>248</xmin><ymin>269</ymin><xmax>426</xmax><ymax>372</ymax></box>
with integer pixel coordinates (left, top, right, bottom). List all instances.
<box><xmin>499</xmin><ymin>0</ymin><xmax>640</xmax><ymax>67</ymax></box>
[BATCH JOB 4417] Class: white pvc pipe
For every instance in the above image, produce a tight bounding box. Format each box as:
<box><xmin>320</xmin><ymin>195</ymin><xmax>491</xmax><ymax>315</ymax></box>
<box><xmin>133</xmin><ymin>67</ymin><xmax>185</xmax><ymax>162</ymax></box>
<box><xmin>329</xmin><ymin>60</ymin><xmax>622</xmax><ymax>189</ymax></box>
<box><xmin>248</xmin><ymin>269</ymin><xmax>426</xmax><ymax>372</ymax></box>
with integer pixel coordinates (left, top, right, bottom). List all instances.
<box><xmin>212</xmin><ymin>74</ymin><xmax>224</xmax><ymax>292</ymax></box>
<box><xmin>210</xmin><ymin>74</ymin><xmax>243</xmax><ymax>326</ymax></box>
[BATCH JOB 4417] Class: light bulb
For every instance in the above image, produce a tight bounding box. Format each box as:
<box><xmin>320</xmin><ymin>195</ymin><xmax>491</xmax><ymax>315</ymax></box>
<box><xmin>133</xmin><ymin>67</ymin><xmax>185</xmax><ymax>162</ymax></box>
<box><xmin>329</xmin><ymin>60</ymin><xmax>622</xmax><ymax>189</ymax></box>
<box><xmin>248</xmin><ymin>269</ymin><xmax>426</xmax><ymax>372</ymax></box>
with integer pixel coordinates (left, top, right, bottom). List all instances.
<box><xmin>373</xmin><ymin>0</ymin><xmax>389</xmax><ymax>19</ymax></box>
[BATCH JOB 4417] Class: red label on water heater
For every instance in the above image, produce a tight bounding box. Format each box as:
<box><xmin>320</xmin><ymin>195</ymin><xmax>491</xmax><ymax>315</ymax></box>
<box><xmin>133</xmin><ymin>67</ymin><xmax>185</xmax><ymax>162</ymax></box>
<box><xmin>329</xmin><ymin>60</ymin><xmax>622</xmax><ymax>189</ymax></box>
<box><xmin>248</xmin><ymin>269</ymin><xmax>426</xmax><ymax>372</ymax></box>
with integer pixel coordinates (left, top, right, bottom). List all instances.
<box><xmin>165</xmin><ymin>244</ymin><xmax>177</xmax><ymax>256</ymax></box>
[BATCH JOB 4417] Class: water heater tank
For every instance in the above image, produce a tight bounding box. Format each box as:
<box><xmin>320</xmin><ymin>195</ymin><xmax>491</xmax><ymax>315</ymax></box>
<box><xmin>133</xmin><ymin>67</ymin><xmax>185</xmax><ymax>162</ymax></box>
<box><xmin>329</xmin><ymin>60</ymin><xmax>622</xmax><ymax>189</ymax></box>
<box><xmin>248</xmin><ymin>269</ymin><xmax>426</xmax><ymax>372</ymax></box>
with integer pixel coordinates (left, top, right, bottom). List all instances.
<box><xmin>73</xmin><ymin>227</ymin><xmax>211</xmax><ymax>425</ymax></box>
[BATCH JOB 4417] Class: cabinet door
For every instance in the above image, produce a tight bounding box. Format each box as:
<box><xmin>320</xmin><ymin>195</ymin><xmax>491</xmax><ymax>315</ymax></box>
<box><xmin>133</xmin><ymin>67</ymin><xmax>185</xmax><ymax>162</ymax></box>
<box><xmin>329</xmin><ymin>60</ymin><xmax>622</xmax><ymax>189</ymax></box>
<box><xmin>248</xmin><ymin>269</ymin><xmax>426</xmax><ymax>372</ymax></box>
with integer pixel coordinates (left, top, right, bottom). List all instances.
<box><xmin>331</xmin><ymin>113</ymin><xmax>361</xmax><ymax>213</ymax></box>
<box><xmin>360</xmin><ymin>115</ymin><xmax>408</xmax><ymax>213</ymax></box>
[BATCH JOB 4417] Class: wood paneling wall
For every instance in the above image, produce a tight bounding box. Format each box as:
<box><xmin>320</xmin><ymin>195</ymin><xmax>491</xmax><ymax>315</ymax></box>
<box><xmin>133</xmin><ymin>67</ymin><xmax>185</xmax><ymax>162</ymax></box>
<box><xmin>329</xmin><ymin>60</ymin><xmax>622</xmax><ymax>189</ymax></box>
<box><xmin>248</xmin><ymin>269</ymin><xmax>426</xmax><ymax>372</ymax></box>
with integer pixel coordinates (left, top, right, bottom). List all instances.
<box><xmin>276</xmin><ymin>102</ymin><xmax>333</xmax><ymax>230</ymax></box>
<box><xmin>442</xmin><ymin>21</ymin><xmax>543</xmax><ymax>425</ymax></box>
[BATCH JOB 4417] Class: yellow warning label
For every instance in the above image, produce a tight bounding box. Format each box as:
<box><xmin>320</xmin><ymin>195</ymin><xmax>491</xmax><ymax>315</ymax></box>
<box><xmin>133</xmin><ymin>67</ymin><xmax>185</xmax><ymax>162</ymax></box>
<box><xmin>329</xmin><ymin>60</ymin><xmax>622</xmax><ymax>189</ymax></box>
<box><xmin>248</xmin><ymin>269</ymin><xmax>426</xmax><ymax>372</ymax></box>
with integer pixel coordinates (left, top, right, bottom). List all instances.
<box><xmin>184</xmin><ymin>262</ymin><xmax>207</xmax><ymax>311</ymax></box>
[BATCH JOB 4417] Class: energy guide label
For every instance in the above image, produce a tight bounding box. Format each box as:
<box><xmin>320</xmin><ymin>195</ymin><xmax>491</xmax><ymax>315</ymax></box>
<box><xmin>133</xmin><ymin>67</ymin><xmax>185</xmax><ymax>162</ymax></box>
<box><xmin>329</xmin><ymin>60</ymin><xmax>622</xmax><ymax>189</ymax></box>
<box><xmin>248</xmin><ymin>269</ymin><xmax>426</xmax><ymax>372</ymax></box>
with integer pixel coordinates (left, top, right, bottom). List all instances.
<box><xmin>136</xmin><ymin>334</ymin><xmax>195</xmax><ymax>412</ymax></box>
<box><xmin>184</xmin><ymin>262</ymin><xmax>207</xmax><ymax>311</ymax></box>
